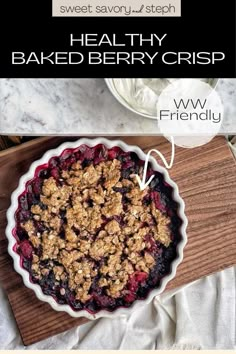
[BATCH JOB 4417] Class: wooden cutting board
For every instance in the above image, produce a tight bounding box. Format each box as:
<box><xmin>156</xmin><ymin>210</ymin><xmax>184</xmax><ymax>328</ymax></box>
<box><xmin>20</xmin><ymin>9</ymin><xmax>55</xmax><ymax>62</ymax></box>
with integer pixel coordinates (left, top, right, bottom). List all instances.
<box><xmin>0</xmin><ymin>136</ymin><xmax>236</xmax><ymax>346</ymax></box>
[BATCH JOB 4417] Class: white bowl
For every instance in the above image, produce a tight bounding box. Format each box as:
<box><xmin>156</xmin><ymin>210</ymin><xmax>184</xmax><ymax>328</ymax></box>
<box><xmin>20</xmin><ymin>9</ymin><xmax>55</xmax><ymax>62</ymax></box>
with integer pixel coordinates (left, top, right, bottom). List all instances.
<box><xmin>6</xmin><ymin>138</ymin><xmax>188</xmax><ymax>320</ymax></box>
<box><xmin>105</xmin><ymin>78</ymin><xmax>219</xmax><ymax>119</ymax></box>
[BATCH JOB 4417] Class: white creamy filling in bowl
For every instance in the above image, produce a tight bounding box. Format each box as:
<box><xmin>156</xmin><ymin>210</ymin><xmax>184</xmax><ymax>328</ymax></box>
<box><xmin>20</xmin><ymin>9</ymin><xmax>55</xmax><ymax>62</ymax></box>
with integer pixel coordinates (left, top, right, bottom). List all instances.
<box><xmin>105</xmin><ymin>78</ymin><xmax>218</xmax><ymax>118</ymax></box>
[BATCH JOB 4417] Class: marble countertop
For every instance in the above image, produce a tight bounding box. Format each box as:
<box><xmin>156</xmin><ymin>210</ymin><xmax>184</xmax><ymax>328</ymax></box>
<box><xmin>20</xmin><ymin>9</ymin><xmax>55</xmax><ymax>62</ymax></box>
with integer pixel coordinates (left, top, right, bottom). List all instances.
<box><xmin>0</xmin><ymin>78</ymin><xmax>235</xmax><ymax>135</ymax></box>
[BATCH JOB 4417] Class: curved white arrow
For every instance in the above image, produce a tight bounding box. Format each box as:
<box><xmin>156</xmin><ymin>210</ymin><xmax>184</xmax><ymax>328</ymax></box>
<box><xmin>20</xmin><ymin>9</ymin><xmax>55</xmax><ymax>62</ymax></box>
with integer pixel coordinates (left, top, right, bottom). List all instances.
<box><xmin>136</xmin><ymin>136</ymin><xmax>175</xmax><ymax>191</ymax></box>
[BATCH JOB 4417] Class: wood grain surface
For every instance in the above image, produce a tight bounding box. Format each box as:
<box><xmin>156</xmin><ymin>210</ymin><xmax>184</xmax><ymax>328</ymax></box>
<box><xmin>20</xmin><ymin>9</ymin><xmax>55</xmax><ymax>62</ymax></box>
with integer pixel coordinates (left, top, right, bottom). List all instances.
<box><xmin>0</xmin><ymin>136</ymin><xmax>235</xmax><ymax>346</ymax></box>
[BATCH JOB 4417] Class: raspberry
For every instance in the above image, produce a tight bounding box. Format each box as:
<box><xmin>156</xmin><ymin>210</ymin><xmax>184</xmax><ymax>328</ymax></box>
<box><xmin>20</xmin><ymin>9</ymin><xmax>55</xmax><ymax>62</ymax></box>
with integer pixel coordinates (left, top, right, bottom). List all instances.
<box><xmin>124</xmin><ymin>272</ymin><xmax>148</xmax><ymax>303</ymax></box>
<box><xmin>133</xmin><ymin>271</ymin><xmax>148</xmax><ymax>283</ymax></box>
<box><xmin>83</xmin><ymin>146</ymin><xmax>95</xmax><ymax>160</ymax></box>
<box><xmin>122</xmin><ymin>161</ymin><xmax>134</xmax><ymax>169</ymax></box>
<box><xmin>19</xmin><ymin>240</ymin><xmax>33</xmax><ymax>259</ymax></box>
<box><xmin>127</xmin><ymin>272</ymin><xmax>148</xmax><ymax>293</ymax></box>
<box><xmin>108</xmin><ymin>147</ymin><xmax>121</xmax><ymax>159</ymax></box>
<box><xmin>50</xmin><ymin>167</ymin><xmax>60</xmax><ymax>180</ymax></box>
<box><xmin>124</xmin><ymin>292</ymin><xmax>136</xmax><ymax>303</ymax></box>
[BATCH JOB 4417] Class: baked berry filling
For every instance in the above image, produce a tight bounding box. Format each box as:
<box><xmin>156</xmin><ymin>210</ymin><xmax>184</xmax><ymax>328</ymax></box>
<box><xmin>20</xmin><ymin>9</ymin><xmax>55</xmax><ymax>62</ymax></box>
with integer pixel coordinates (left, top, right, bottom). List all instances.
<box><xmin>14</xmin><ymin>144</ymin><xmax>182</xmax><ymax>313</ymax></box>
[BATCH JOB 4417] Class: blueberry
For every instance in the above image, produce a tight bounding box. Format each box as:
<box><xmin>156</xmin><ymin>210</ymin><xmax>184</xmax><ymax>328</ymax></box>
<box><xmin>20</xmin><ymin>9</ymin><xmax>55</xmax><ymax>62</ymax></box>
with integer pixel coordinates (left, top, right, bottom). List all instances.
<box><xmin>93</xmin><ymin>294</ymin><xmax>116</xmax><ymax>308</ymax></box>
<box><xmin>19</xmin><ymin>195</ymin><xmax>29</xmax><ymax>211</ymax></box>
<box><xmin>164</xmin><ymin>247</ymin><xmax>176</xmax><ymax>261</ymax></box>
<box><xmin>113</xmin><ymin>186</ymin><xmax>130</xmax><ymax>194</ymax></box>
<box><xmin>39</xmin><ymin>169</ymin><xmax>50</xmax><ymax>179</ymax></box>
<box><xmin>23</xmin><ymin>259</ymin><xmax>31</xmax><ymax>270</ymax></box>
<box><xmin>121</xmin><ymin>168</ymin><xmax>131</xmax><ymax>179</ymax></box>
<box><xmin>150</xmin><ymin>177</ymin><xmax>160</xmax><ymax>189</ymax></box>
<box><xmin>38</xmin><ymin>202</ymin><xmax>48</xmax><ymax>210</ymax></box>
<box><xmin>16</xmin><ymin>227</ymin><xmax>28</xmax><ymax>241</ymax></box>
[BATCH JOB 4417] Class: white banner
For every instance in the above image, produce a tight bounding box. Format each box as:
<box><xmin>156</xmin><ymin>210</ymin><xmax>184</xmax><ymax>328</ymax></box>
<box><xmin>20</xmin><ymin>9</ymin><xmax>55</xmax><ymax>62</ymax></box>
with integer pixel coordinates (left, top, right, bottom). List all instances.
<box><xmin>52</xmin><ymin>0</ymin><xmax>181</xmax><ymax>17</ymax></box>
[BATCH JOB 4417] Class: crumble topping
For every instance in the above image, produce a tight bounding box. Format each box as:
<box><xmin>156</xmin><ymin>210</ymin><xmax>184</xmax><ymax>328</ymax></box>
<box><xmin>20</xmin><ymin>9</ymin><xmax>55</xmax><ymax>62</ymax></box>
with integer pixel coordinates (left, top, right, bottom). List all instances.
<box><xmin>102</xmin><ymin>190</ymin><xmax>123</xmax><ymax>218</ymax></box>
<box><xmin>151</xmin><ymin>203</ymin><xmax>171</xmax><ymax>247</ymax></box>
<box><xmin>18</xmin><ymin>147</ymin><xmax>175</xmax><ymax>308</ymax></box>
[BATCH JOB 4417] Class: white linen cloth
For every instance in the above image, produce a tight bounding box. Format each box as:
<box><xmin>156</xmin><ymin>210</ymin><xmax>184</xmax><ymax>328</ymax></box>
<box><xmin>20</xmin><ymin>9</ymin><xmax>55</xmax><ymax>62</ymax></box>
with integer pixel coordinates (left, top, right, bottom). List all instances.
<box><xmin>0</xmin><ymin>266</ymin><xmax>235</xmax><ymax>350</ymax></box>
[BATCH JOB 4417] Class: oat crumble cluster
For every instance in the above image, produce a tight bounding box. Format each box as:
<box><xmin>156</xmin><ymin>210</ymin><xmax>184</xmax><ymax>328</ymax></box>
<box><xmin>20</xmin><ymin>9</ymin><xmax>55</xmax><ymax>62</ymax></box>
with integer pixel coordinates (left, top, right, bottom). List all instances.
<box><xmin>15</xmin><ymin>144</ymin><xmax>181</xmax><ymax>312</ymax></box>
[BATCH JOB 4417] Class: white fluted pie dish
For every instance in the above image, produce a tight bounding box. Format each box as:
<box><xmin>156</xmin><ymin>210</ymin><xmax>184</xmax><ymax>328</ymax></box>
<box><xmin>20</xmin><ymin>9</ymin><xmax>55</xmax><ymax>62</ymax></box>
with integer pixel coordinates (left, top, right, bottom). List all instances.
<box><xmin>6</xmin><ymin>138</ymin><xmax>187</xmax><ymax>320</ymax></box>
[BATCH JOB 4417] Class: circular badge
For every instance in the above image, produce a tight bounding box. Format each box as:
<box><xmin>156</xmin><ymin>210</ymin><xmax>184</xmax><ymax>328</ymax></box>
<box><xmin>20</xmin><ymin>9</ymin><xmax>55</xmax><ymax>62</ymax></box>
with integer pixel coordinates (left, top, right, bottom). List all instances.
<box><xmin>156</xmin><ymin>79</ymin><xmax>223</xmax><ymax>148</ymax></box>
